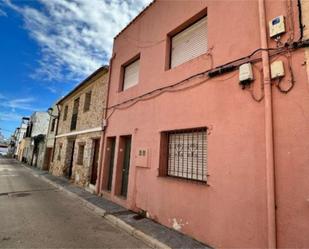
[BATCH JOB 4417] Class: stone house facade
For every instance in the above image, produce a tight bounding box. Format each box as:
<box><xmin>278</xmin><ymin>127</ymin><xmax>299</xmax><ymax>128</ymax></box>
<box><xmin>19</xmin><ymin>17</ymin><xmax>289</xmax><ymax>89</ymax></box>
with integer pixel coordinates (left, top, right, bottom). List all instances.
<box><xmin>50</xmin><ymin>66</ymin><xmax>108</xmax><ymax>190</ymax></box>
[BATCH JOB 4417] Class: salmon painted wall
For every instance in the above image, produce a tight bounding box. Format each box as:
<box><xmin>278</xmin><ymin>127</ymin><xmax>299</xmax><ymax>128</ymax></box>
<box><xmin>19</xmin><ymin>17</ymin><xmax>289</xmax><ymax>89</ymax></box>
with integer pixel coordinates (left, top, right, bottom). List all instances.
<box><xmin>99</xmin><ymin>0</ymin><xmax>309</xmax><ymax>248</ymax></box>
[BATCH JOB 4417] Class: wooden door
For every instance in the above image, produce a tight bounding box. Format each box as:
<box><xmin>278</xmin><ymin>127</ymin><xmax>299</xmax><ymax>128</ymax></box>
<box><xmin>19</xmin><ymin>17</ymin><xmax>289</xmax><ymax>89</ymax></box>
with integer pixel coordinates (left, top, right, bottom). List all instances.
<box><xmin>120</xmin><ymin>136</ymin><xmax>131</xmax><ymax>197</ymax></box>
<box><xmin>90</xmin><ymin>139</ymin><xmax>100</xmax><ymax>185</ymax></box>
<box><xmin>107</xmin><ymin>138</ymin><xmax>116</xmax><ymax>191</ymax></box>
<box><xmin>66</xmin><ymin>140</ymin><xmax>75</xmax><ymax>179</ymax></box>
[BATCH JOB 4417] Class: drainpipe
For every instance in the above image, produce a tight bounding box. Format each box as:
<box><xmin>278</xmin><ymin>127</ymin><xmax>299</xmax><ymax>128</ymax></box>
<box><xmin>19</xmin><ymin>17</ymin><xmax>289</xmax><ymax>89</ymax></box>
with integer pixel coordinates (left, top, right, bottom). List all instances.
<box><xmin>258</xmin><ymin>0</ymin><xmax>277</xmax><ymax>248</ymax></box>
<box><xmin>96</xmin><ymin>54</ymin><xmax>116</xmax><ymax>194</ymax></box>
<box><xmin>51</xmin><ymin>104</ymin><xmax>61</xmax><ymax>163</ymax></box>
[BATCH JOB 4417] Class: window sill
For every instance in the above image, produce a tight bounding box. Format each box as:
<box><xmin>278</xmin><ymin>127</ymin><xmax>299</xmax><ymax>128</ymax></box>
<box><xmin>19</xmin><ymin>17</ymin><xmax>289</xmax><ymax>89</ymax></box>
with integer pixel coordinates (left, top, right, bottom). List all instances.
<box><xmin>116</xmin><ymin>194</ymin><xmax>127</xmax><ymax>200</ymax></box>
<box><xmin>165</xmin><ymin>51</ymin><xmax>210</xmax><ymax>72</ymax></box>
<box><xmin>158</xmin><ymin>175</ymin><xmax>210</xmax><ymax>186</ymax></box>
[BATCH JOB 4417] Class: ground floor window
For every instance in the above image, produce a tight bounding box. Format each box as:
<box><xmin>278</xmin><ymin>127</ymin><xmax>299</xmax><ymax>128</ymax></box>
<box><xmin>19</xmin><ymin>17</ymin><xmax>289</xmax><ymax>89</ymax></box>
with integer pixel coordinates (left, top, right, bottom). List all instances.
<box><xmin>57</xmin><ymin>143</ymin><xmax>62</xmax><ymax>161</ymax></box>
<box><xmin>160</xmin><ymin>128</ymin><xmax>207</xmax><ymax>182</ymax></box>
<box><xmin>77</xmin><ymin>143</ymin><xmax>85</xmax><ymax>165</ymax></box>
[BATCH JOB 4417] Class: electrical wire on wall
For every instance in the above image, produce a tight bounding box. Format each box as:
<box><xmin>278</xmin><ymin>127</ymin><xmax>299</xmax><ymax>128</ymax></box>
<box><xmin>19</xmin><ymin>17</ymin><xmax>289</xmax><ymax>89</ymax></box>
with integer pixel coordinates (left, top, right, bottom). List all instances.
<box><xmin>272</xmin><ymin>52</ymin><xmax>295</xmax><ymax>94</ymax></box>
<box><xmin>246</xmin><ymin>63</ymin><xmax>265</xmax><ymax>102</ymax></box>
<box><xmin>104</xmin><ymin>39</ymin><xmax>309</xmax><ymax>121</ymax></box>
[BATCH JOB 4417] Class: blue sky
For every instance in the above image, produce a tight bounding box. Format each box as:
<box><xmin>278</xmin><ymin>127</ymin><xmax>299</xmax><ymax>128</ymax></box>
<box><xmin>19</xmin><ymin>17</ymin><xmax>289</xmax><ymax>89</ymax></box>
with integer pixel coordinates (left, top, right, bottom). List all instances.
<box><xmin>0</xmin><ymin>0</ymin><xmax>150</xmax><ymax>139</ymax></box>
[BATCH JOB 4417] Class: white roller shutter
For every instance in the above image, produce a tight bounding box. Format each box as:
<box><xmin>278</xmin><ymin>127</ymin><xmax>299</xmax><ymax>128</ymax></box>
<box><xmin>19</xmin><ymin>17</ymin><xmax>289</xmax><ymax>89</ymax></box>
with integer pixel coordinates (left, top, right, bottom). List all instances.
<box><xmin>171</xmin><ymin>16</ymin><xmax>207</xmax><ymax>68</ymax></box>
<box><xmin>123</xmin><ymin>59</ymin><xmax>140</xmax><ymax>90</ymax></box>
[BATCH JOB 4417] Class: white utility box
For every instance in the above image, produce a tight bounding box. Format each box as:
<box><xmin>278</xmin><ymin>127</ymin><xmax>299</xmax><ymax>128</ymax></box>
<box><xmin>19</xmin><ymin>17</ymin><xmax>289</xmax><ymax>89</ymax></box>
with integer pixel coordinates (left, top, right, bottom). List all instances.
<box><xmin>269</xmin><ymin>16</ymin><xmax>286</xmax><ymax>38</ymax></box>
<box><xmin>239</xmin><ymin>63</ymin><xmax>253</xmax><ymax>82</ymax></box>
<box><xmin>271</xmin><ymin>60</ymin><xmax>285</xmax><ymax>79</ymax></box>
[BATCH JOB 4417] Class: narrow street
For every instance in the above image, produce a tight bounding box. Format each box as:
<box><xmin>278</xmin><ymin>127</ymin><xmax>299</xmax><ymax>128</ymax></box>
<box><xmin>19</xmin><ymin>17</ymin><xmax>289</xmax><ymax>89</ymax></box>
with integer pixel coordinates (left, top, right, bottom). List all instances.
<box><xmin>0</xmin><ymin>158</ymin><xmax>148</xmax><ymax>248</ymax></box>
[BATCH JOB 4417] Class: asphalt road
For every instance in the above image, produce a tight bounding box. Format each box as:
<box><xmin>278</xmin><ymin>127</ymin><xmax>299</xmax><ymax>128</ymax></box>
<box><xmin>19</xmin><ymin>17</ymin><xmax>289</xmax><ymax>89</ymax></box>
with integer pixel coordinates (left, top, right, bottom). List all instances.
<box><xmin>0</xmin><ymin>158</ymin><xmax>148</xmax><ymax>248</ymax></box>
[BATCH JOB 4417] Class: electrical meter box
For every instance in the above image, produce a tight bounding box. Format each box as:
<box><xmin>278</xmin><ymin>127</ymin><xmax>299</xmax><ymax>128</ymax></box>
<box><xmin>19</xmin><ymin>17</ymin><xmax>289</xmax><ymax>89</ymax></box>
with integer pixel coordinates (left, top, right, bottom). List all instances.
<box><xmin>271</xmin><ymin>60</ymin><xmax>285</xmax><ymax>79</ymax></box>
<box><xmin>239</xmin><ymin>63</ymin><xmax>253</xmax><ymax>83</ymax></box>
<box><xmin>135</xmin><ymin>148</ymin><xmax>150</xmax><ymax>168</ymax></box>
<box><xmin>269</xmin><ymin>16</ymin><xmax>286</xmax><ymax>38</ymax></box>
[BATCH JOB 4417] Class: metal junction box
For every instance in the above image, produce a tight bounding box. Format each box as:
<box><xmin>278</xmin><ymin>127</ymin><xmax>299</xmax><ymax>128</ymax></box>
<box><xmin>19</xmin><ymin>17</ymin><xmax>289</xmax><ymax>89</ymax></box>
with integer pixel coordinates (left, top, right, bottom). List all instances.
<box><xmin>271</xmin><ymin>60</ymin><xmax>285</xmax><ymax>79</ymax></box>
<box><xmin>239</xmin><ymin>63</ymin><xmax>254</xmax><ymax>83</ymax></box>
<box><xmin>269</xmin><ymin>16</ymin><xmax>286</xmax><ymax>38</ymax></box>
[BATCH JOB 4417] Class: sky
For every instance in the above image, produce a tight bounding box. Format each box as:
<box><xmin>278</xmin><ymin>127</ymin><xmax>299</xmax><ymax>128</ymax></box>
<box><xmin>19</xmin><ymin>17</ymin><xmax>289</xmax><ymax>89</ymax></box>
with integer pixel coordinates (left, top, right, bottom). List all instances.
<box><xmin>0</xmin><ymin>0</ymin><xmax>151</xmax><ymax>139</ymax></box>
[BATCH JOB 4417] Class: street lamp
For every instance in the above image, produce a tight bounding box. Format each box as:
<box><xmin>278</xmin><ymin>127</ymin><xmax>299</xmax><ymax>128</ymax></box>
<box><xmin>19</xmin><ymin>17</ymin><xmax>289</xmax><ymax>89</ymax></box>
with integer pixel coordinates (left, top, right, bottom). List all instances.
<box><xmin>47</xmin><ymin>107</ymin><xmax>59</xmax><ymax>118</ymax></box>
<box><xmin>47</xmin><ymin>105</ymin><xmax>60</xmax><ymax>164</ymax></box>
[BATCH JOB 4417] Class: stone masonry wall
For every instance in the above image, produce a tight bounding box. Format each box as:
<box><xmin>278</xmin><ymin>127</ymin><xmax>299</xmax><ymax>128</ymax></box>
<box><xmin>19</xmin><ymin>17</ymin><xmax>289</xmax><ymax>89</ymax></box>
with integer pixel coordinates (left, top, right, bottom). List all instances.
<box><xmin>57</xmin><ymin>69</ymin><xmax>108</xmax><ymax>135</ymax></box>
<box><xmin>50</xmin><ymin>136</ymin><xmax>67</xmax><ymax>176</ymax></box>
<box><xmin>50</xmin><ymin>131</ymin><xmax>101</xmax><ymax>187</ymax></box>
<box><xmin>50</xmin><ymin>68</ymin><xmax>108</xmax><ymax>187</ymax></box>
<box><xmin>72</xmin><ymin>131</ymin><xmax>101</xmax><ymax>187</ymax></box>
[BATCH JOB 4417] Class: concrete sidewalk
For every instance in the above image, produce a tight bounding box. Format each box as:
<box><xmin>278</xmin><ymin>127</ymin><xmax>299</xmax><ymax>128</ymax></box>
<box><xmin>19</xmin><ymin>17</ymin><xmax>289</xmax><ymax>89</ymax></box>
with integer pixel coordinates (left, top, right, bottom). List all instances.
<box><xmin>21</xmin><ymin>163</ymin><xmax>211</xmax><ymax>249</ymax></box>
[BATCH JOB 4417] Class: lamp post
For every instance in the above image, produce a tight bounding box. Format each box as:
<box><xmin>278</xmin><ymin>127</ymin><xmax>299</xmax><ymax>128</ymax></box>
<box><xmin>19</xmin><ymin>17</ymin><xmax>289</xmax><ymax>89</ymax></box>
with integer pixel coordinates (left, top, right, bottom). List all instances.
<box><xmin>47</xmin><ymin>105</ymin><xmax>60</xmax><ymax>166</ymax></box>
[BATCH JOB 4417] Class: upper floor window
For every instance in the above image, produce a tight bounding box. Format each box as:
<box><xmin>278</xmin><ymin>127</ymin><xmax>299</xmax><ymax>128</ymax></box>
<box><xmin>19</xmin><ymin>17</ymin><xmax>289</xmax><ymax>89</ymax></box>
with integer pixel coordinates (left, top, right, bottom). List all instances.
<box><xmin>70</xmin><ymin>98</ymin><xmax>79</xmax><ymax>131</ymax></box>
<box><xmin>63</xmin><ymin>105</ymin><xmax>68</xmax><ymax>121</ymax></box>
<box><xmin>84</xmin><ymin>91</ymin><xmax>92</xmax><ymax>112</ymax></box>
<box><xmin>50</xmin><ymin>118</ymin><xmax>56</xmax><ymax>132</ymax></box>
<box><xmin>122</xmin><ymin>58</ymin><xmax>140</xmax><ymax>91</ymax></box>
<box><xmin>170</xmin><ymin>16</ymin><xmax>207</xmax><ymax>68</ymax></box>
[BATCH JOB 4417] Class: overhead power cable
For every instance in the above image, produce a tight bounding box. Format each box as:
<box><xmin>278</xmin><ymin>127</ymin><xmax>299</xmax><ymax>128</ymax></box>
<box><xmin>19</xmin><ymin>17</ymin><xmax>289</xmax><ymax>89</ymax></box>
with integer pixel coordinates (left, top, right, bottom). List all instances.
<box><xmin>105</xmin><ymin>39</ymin><xmax>309</xmax><ymax>114</ymax></box>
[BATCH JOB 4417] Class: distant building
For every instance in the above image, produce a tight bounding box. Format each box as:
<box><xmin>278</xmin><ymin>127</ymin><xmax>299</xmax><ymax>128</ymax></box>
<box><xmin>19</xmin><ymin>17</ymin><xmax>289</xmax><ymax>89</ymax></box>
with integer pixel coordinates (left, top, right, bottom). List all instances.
<box><xmin>0</xmin><ymin>131</ymin><xmax>8</xmax><ymax>156</ymax></box>
<box><xmin>22</xmin><ymin>112</ymin><xmax>50</xmax><ymax>168</ymax></box>
<box><xmin>0</xmin><ymin>131</ymin><xmax>5</xmax><ymax>143</ymax></box>
<box><xmin>50</xmin><ymin>66</ymin><xmax>108</xmax><ymax>191</ymax></box>
<box><xmin>43</xmin><ymin>104</ymin><xmax>59</xmax><ymax>171</ymax></box>
<box><xmin>14</xmin><ymin>117</ymin><xmax>30</xmax><ymax>159</ymax></box>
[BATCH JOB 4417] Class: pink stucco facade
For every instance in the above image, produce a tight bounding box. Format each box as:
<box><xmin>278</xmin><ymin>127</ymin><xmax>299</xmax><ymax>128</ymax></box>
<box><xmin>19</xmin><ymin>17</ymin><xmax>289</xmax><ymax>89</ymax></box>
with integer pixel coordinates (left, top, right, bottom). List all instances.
<box><xmin>98</xmin><ymin>1</ymin><xmax>309</xmax><ymax>248</ymax></box>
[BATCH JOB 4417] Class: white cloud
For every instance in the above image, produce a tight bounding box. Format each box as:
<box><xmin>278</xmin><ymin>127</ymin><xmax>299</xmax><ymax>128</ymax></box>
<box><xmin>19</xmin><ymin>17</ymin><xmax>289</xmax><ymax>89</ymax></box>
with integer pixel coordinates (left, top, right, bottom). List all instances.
<box><xmin>0</xmin><ymin>96</ymin><xmax>37</xmax><ymax>111</ymax></box>
<box><xmin>4</xmin><ymin>0</ymin><xmax>152</xmax><ymax>83</ymax></box>
<box><xmin>0</xmin><ymin>112</ymin><xmax>22</xmax><ymax>121</ymax></box>
<box><xmin>0</xmin><ymin>8</ymin><xmax>7</xmax><ymax>17</ymax></box>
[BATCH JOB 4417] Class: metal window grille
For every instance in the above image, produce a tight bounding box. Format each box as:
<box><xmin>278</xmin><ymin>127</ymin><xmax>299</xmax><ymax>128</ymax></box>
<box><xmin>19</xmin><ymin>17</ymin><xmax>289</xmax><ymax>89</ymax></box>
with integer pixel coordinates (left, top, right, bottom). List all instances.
<box><xmin>167</xmin><ymin>128</ymin><xmax>207</xmax><ymax>182</ymax></box>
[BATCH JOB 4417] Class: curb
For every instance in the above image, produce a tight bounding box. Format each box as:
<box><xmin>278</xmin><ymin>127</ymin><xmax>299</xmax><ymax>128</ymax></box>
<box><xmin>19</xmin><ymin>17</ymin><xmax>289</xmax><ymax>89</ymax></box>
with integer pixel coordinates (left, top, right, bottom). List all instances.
<box><xmin>21</xmin><ymin>164</ymin><xmax>171</xmax><ymax>249</ymax></box>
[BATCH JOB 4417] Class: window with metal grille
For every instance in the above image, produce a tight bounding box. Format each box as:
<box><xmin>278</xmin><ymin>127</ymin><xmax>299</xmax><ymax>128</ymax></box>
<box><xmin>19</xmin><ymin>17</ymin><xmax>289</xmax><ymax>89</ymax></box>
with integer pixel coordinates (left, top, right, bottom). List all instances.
<box><xmin>170</xmin><ymin>16</ymin><xmax>207</xmax><ymax>68</ymax></box>
<box><xmin>165</xmin><ymin>128</ymin><xmax>207</xmax><ymax>182</ymax></box>
<box><xmin>63</xmin><ymin>105</ymin><xmax>68</xmax><ymax>121</ymax></box>
<box><xmin>122</xmin><ymin>58</ymin><xmax>140</xmax><ymax>91</ymax></box>
<box><xmin>77</xmin><ymin>144</ymin><xmax>85</xmax><ymax>165</ymax></box>
<box><xmin>84</xmin><ymin>91</ymin><xmax>92</xmax><ymax>112</ymax></box>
